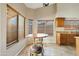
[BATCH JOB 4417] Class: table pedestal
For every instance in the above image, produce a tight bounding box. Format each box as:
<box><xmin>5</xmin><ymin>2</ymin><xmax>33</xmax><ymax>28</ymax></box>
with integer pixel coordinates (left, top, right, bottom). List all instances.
<box><xmin>30</xmin><ymin>37</ymin><xmax>44</xmax><ymax>56</ymax></box>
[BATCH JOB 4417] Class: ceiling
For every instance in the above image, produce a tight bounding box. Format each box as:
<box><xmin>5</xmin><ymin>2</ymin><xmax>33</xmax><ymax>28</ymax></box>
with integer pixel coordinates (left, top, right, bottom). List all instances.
<box><xmin>24</xmin><ymin>3</ymin><xmax>53</xmax><ymax>9</ymax></box>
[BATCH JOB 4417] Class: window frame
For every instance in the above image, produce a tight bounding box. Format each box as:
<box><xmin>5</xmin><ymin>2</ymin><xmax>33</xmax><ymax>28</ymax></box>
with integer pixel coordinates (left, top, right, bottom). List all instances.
<box><xmin>7</xmin><ymin>4</ymin><xmax>26</xmax><ymax>47</ymax></box>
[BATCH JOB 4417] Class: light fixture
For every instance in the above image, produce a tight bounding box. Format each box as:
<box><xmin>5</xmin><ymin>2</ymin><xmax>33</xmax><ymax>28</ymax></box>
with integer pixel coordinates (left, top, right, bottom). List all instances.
<box><xmin>43</xmin><ymin>3</ymin><xmax>49</xmax><ymax>7</ymax></box>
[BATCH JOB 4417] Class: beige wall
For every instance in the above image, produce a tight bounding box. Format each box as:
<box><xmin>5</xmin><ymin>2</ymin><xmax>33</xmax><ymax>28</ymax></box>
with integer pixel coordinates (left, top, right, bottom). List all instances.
<box><xmin>0</xmin><ymin>4</ymin><xmax>7</xmax><ymax>56</ymax></box>
<box><xmin>56</xmin><ymin>3</ymin><xmax>79</xmax><ymax>18</ymax></box>
<box><xmin>8</xmin><ymin>3</ymin><xmax>35</xmax><ymax>19</ymax></box>
<box><xmin>35</xmin><ymin>4</ymin><xmax>56</xmax><ymax>20</ymax></box>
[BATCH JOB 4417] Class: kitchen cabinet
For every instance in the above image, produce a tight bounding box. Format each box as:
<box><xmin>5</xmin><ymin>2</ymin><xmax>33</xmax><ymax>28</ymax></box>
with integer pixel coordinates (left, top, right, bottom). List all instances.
<box><xmin>56</xmin><ymin>17</ymin><xmax>65</xmax><ymax>27</ymax></box>
<box><xmin>56</xmin><ymin>32</ymin><xmax>76</xmax><ymax>46</ymax></box>
<box><xmin>60</xmin><ymin>34</ymin><xmax>67</xmax><ymax>45</ymax></box>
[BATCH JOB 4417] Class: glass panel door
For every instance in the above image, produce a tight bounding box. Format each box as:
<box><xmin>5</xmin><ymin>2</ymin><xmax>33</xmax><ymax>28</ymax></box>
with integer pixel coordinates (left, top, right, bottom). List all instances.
<box><xmin>37</xmin><ymin>20</ymin><xmax>45</xmax><ymax>33</ymax></box>
<box><xmin>37</xmin><ymin>20</ymin><xmax>53</xmax><ymax>36</ymax></box>
<box><xmin>46</xmin><ymin>20</ymin><xmax>53</xmax><ymax>36</ymax></box>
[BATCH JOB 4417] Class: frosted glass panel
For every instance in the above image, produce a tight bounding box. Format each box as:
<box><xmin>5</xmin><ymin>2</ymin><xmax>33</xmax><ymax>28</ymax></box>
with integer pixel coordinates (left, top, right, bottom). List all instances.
<box><xmin>7</xmin><ymin>5</ymin><xmax>18</xmax><ymax>46</ymax></box>
<box><xmin>29</xmin><ymin>20</ymin><xmax>33</xmax><ymax>34</ymax></box>
<box><xmin>46</xmin><ymin>21</ymin><xmax>53</xmax><ymax>36</ymax></box>
<box><xmin>38</xmin><ymin>20</ymin><xmax>45</xmax><ymax>33</ymax></box>
<box><xmin>7</xmin><ymin>16</ymin><xmax>18</xmax><ymax>46</ymax></box>
<box><xmin>18</xmin><ymin>15</ymin><xmax>25</xmax><ymax>40</ymax></box>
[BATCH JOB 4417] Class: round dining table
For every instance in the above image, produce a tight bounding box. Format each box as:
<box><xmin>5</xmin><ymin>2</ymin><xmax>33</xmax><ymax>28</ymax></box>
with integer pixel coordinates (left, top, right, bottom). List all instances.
<box><xmin>26</xmin><ymin>33</ymin><xmax>48</xmax><ymax>43</ymax></box>
<box><xmin>26</xmin><ymin>33</ymin><xmax>48</xmax><ymax>56</ymax></box>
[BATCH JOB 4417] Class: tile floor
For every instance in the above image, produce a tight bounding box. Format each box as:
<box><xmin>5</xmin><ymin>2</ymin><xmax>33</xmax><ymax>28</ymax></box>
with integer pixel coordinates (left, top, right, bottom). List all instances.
<box><xmin>18</xmin><ymin>43</ymin><xmax>76</xmax><ymax>56</ymax></box>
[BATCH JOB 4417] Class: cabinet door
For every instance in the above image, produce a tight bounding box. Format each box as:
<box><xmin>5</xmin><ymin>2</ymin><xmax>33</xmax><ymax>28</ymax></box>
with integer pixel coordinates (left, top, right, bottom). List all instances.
<box><xmin>60</xmin><ymin>34</ymin><xmax>67</xmax><ymax>45</ymax></box>
<box><xmin>70</xmin><ymin>34</ymin><xmax>75</xmax><ymax>46</ymax></box>
<box><xmin>56</xmin><ymin>18</ymin><xmax>65</xmax><ymax>27</ymax></box>
<box><xmin>66</xmin><ymin>34</ymin><xmax>70</xmax><ymax>45</ymax></box>
<box><xmin>66</xmin><ymin>34</ymin><xmax>76</xmax><ymax>46</ymax></box>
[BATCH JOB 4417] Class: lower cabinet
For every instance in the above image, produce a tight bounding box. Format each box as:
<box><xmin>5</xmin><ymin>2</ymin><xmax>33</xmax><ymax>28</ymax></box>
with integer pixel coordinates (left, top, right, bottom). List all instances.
<box><xmin>56</xmin><ymin>32</ymin><xmax>76</xmax><ymax>46</ymax></box>
<box><xmin>60</xmin><ymin>34</ymin><xmax>67</xmax><ymax>45</ymax></box>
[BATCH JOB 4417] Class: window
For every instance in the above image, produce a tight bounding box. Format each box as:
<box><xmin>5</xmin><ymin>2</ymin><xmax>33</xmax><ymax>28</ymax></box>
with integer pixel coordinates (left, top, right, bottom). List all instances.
<box><xmin>7</xmin><ymin>5</ymin><xmax>18</xmax><ymax>46</ymax></box>
<box><xmin>38</xmin><ymin>20</ymin><xmax>45</xmax><ymax>33</ymax></box>
<box><xmin>29</xmin><ymin>19</ymin><xmax>33</xmax><ymax>34</ymax></box>
<box><xmin>18</xmin><ymin>15</ymin><xmax>25</xmax><ymax>40</ymax></box>
<box><xmin>7</xmin><ymin>5</ymin><xmax>25</xmax><ymax>46</ymax></box>
<box><xmin>46</xmin><ymin>20</ymin><xmax>53</xmax><ymax>36</ymax></box>
<box><xmin>37</xmin><ymin>20</ymin><xmax>53</xmax><ymax>36</ymax></box>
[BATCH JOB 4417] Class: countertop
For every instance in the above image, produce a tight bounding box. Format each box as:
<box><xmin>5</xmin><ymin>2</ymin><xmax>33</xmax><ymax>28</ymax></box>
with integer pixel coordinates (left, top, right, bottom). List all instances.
<box><xmin>75</xmin><ymin>37</ymin><xmax>79</xmax><ymax>39</ymax></box>
<box><xmin>56</xmin><ymin>31</ymin><xmax>79</xmax><ymax>34</ymax></box>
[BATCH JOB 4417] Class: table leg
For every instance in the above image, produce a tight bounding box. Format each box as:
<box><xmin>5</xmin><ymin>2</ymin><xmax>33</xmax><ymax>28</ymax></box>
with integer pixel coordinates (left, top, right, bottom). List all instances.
<box><xmin>34</xmin><ymin>37</ymin><xmax>35</xmax><ymax>44</ymax></box>
<box><xmin>41</xmin><ymin>47</ymin><xmax>44</xmax><ymax>56</ymax></box>
<box><xmin>40</xmin><ymin>38</ymin><xmax>44</xmax><ymax>56</ymax></box>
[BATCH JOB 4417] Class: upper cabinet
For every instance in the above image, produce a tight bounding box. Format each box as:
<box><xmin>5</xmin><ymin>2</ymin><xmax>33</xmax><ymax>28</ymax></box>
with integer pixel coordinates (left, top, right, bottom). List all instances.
<box><xmin>56</xmin><ymin>17</ymin><xmax>65</xmax><ymax>27</ymax></box>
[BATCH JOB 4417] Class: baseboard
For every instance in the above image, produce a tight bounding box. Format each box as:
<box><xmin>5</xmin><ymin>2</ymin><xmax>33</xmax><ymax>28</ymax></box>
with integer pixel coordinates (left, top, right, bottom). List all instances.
<box><xmin>15</xmin><ymin>44</ymin><xmax>26</xmax><ymax>56</ymax></box>
<box><xmin>15</xmin><ymin>43</ymin><xmax>33</xmax><ymax>56</ymax></box>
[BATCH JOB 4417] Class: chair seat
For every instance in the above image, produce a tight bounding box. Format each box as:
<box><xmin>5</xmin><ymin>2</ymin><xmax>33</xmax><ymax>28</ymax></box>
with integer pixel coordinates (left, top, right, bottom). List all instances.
<box><xmin>30</xmin><ymin>44</ymin><xmax>43</xmax><ymax>54</ymax></box>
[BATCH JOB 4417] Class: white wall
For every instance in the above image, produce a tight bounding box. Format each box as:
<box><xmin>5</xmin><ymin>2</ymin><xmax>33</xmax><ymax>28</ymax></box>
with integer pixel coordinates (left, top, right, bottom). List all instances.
<box><xmin>0</xmin><ymin>4</ymin><xmax>7</xmax><ymax>56</ymax></box>
<box><xmin>0</xmin><ymin>4</ymin><xmax>1</xmax><ymax>56</ymax></box>
<box><xmin>56</xmin><ymin>3</ymin><xmax>79</xmax><ymax>18</ymax></box>
<box><xmin>35</xmin><ymin>4</ymin><xmax>56</xmax><ymax>20</ymax></box>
